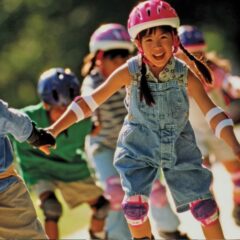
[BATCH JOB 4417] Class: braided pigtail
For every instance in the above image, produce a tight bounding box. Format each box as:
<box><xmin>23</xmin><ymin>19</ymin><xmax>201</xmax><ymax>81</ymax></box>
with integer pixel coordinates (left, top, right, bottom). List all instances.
<box><xmin>179</xmin><ymin>42</ymin><xmax>213</xmax><ymax>84</ymax></box>
<box><xmin>81</xmin><ymin>53</ymin><xmax>97</xmax><ymax>78</ymax></box>
<box><xmin>140</xmin><ymin>59</ymin><xmax>155</xmax><ymax>106</ymax></box>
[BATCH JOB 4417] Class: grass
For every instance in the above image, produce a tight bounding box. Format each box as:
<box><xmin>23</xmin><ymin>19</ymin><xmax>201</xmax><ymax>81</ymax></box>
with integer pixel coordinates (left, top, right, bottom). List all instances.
<box><xmin>30</xmin><ymin>189</ymin><xmax>92</xmax><ymax>238</ymax></box>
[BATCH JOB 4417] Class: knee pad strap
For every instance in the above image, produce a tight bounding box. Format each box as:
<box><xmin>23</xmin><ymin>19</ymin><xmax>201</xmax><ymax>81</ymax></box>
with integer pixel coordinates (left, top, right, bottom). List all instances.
<box><xmin>41</xmin><ymin>192</ymin><xmax>62</xmax><ymax>222</ymax></box>
<box><xmin>122</xmin><ymin>195</ymin><xmax>149</xmax><ymax>226</ymax></box>
<box><xmin>190</xmin><ymin>199</ymin><xmax>219</xmax><ymax>226</ymax></box>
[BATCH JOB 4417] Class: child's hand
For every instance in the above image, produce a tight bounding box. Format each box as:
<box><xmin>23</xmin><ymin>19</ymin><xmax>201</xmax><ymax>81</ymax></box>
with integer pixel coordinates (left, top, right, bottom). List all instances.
<box><xmin>27</xmin><ymin>122</ymin><xmax>56</xmax><ymax>154</ymax></box>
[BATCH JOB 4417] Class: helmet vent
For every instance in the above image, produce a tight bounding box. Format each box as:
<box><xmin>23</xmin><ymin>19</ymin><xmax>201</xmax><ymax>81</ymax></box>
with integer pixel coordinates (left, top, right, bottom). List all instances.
<box><xmin>157</xmin><ymin>6</ymin><xmax>161</xmax><ymax>14</ymax></box>
<box><xmin>137</xmin><ymin>8</ymin><xmax>142</xmax><ymax>20</ymax></box>
<box><xmin>137</xmin><ymin>12</ymin><xmax>141</xmax><ymax>19</ymax></box>
<box><xmin>146</xmin><ymin>8</ymin><xmax>151</xmax><ymax>17</ymax></box>
<box><xmin>52</xmin><ymin>90</ymin><xmax>59</xmax><ymax>102</ymax></box>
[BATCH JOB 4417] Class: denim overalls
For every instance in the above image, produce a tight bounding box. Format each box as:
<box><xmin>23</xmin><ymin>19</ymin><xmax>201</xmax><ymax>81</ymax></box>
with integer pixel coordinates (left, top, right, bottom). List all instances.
<box><xmin>114</xmin><ymin>56</ymin><xmax>213</xmax><ymax>212</ymax></box>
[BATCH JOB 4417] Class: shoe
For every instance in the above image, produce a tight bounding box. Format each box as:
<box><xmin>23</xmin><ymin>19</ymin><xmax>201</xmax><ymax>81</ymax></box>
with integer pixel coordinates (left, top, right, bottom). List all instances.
<box><xmin>233</xmin><ymin>203</ymin><xmax>240</xmax><ymax>226</ymax></box>
<box><xmin>158</xmin><ymin>230</ymin><xmax>190</xmax><ymax>240</ymax></box>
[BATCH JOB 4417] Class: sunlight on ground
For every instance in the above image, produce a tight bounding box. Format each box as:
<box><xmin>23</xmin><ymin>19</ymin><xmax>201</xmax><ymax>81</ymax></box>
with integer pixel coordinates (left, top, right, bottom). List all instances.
<box><xmin>65</xmin><ymin>163</ymin><xmax>240</xmax><ymax>239</ymax></box>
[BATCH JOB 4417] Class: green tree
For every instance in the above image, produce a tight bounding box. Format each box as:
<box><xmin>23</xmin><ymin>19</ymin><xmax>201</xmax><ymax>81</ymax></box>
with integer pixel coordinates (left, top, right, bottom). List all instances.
<box><xmin>0</xmin><ymin>0</ymin><xmax>239</xmax><ymax>107</ymax></box>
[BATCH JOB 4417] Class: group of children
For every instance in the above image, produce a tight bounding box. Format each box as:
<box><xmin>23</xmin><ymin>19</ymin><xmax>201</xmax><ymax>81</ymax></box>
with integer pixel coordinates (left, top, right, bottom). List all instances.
<box><xmin>2</xmin><ymin>0</ymin><xmax>240</xmax><ymax>240</ymax></box>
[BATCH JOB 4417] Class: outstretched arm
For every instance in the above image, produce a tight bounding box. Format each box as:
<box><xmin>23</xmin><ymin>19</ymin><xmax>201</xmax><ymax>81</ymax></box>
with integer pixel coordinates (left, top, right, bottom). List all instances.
<box><xmin>188</xmin><ymin>69</ymin><xmax>240</xmax><ymax>156</ymax></box>
<box><xmin>48</xmin><ymin>64</ymin><xmax>131</xmax><ymax>138</ymax></box>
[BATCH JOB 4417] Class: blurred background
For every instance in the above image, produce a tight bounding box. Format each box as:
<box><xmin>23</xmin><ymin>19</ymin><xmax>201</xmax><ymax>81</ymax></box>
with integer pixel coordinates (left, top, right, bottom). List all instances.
<box><xmin>1</xmin><ymin>1</ymin><xmax>240</xmax><ymax>238</ymax></box>
<box><xmin>0</xmin><ymin>0</ymin><xmax>239</xmax><ymax>107</ymax></box>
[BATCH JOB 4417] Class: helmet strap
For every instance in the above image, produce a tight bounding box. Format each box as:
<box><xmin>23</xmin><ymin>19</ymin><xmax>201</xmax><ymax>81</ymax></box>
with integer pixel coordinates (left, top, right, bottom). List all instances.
<box><xmin>172</xmin><ymin>32</ymin><xmax>180</xmax><ymax>53</ymax></box>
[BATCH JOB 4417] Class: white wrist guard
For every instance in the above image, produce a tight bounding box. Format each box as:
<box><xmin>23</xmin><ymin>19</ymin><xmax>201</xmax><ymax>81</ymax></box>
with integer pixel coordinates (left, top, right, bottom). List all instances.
<box><xmin>205</xmin><ymin>107</ymin><xmax>224</xmax><ymax>125</ymax></box>
<box><xmin>82</xmin><ymin>95</ymin><xmax>98</xmax><ymax>112</ymax></box>
<box><xmin>215</xmin><ymin>118</ymin><xmax>234</xmax><ymax>138</ymax></box>
<box><xmin>67</xmin><ymin>101</ymin><xmax>84</xmax><ymax>122</ymax></box>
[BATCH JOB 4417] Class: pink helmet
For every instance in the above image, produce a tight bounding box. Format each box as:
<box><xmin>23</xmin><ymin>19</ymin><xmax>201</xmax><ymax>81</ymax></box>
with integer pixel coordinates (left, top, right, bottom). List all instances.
<box><xmin>128</xmin><ymin>0</ymin><xmax>180</xmax><ymax>40</ymax></box>
<box><xmin>89</xmin><ymin>23</ymin><xmax>135</xmax><ymax>54</ymax></box>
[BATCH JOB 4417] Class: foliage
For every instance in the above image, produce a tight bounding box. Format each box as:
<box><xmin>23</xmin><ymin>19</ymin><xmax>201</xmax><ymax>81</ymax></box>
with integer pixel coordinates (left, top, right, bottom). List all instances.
<box><xmin>0</xmin><ymin>0</ymin><xmax>239</xmax><ymax>107</ymax></box>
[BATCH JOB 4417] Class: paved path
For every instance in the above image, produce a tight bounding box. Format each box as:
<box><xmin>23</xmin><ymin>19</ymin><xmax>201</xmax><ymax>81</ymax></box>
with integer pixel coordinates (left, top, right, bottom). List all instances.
<box><xmin>65</xmin><ymin>163</ymin><xmax>240</xmax><ymax>239</ymax></box>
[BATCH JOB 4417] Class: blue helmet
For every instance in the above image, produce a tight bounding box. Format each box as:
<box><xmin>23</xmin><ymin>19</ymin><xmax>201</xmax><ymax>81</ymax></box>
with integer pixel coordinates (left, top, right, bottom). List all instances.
<box><xmin>38</xmin><ymin>68</ymin><xmax>80</xmax><ymax>106</ymax></box>
<box><xmin>178</xmin><ymin>25</ymin><xmax>206</xmax><ymax>52</ymax></box>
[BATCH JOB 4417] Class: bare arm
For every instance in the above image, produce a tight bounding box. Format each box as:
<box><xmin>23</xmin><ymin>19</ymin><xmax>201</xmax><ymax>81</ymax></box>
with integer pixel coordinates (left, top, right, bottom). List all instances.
<box><xmin>188</xmin><ymin>69</ymin><xmax>240</xmax><ymax>155</ymax></box>
<box><xmin>48</xmin><ymin>64</ymin><xmax>131</xmax><ymax>137</ymax></box>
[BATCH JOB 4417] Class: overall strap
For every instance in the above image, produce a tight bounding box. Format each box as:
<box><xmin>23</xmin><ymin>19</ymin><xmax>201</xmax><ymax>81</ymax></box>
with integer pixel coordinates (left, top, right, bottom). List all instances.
<box><xmin>127</xmin><ymin>55</ymin><xmax>142</xmax><ymax>82</ymax></box>
<box><xmin>174</xmin><ymin>58</ymin><xmax>188</xmax><ymax>85</ymax></box>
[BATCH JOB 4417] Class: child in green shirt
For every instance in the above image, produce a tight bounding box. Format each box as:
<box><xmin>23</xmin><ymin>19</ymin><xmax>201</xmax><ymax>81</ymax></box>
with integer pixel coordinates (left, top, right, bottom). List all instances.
<box><xmin>13</xmin><ymin>68</ymin><xmax>109</xmax><ymax>240</ymax></box>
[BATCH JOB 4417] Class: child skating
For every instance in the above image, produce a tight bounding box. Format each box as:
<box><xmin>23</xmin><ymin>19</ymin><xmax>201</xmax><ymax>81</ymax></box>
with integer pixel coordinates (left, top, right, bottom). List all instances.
<box><xmin>40</xmin><ymin>1</ymin><xmax>240</xmax><ymax>239</ymax></box>
<box><xmin>81</xmin><ymin>22</ymin><xmax>188</xmax><ymax>240</ymax></box>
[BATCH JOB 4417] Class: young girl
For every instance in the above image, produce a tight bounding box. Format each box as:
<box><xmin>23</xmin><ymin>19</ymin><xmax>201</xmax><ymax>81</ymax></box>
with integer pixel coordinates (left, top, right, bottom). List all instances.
<box><xmin>42</xmin><ymin>1</ymin><xmax>240</xmax><ymax>239</ymax></box>
<box><xmin>176</xmin><ymin>25</ymin><xmax>240</xmax><ymax>226</ymax></box>
<box><xmin>13</xmin><ymin>68</ymin><xmax>110</xmax><ymax>240</ymax></box>
<box><xmin>0</xmin><ymin>99</ymin><xmax>54</xmax><ymax>239</ymax></box>
<box><xmin>81</xmin><ymin>23</ymin><xmax>188</xmax><ymax>240</ymax></box>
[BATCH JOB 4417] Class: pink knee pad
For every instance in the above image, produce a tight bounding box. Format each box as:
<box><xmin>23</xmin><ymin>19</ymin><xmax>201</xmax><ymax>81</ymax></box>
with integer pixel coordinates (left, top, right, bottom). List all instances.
<box><xmin>150</xmin><ymin>180</ymin><xmax>168</xmax><ymax>208</ymax></box>
<box><xmin>189</xmin><ymin>199</ymin><xmax>219</xmax><ymax>226</ymax></box>
<box><xmin>105</xmin><ymin>176</ymin><xmax>124</xmax><ymax>210</ymax></box>
<box><xmin>122</xmin><ymin>195</ymin><xmax>149</xmax><ymax>226</ymax></box>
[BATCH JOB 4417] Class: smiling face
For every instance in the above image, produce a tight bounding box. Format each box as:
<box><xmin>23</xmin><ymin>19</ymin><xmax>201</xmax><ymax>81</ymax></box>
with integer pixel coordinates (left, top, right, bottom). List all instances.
<box><xmin>137</xmin><ymin>26</ymin><xmax>174</xmax><ymax>72</ymax></box>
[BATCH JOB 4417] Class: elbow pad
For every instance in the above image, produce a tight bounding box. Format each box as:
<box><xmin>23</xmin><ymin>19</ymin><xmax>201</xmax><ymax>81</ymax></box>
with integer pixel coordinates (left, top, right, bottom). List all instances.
<box><xmin>205</xmin><ymin>107</ymin><xmax>234</xmax><ymax>138</ymax></box>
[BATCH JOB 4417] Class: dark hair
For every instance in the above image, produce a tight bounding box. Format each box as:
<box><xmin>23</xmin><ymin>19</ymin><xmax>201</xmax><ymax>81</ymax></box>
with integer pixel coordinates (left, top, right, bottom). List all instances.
<box><xmin>81</xmin><ymin>49</ymin><xmax>131</xmax><ymax>78</ymax></box>
<box><xmin>179</xmin><ymin>42</ymin><xmax>213</xmax><ymax>84</ymax></box>
<box><xmin>103</xmin><ymin>49</ymin><xmax>131</xmax><ymax>59</ymax></box>
<box><xmin>140</xmin><ymin>59</ymin><xmax>155</xmax><ymax>105</ymax></box>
